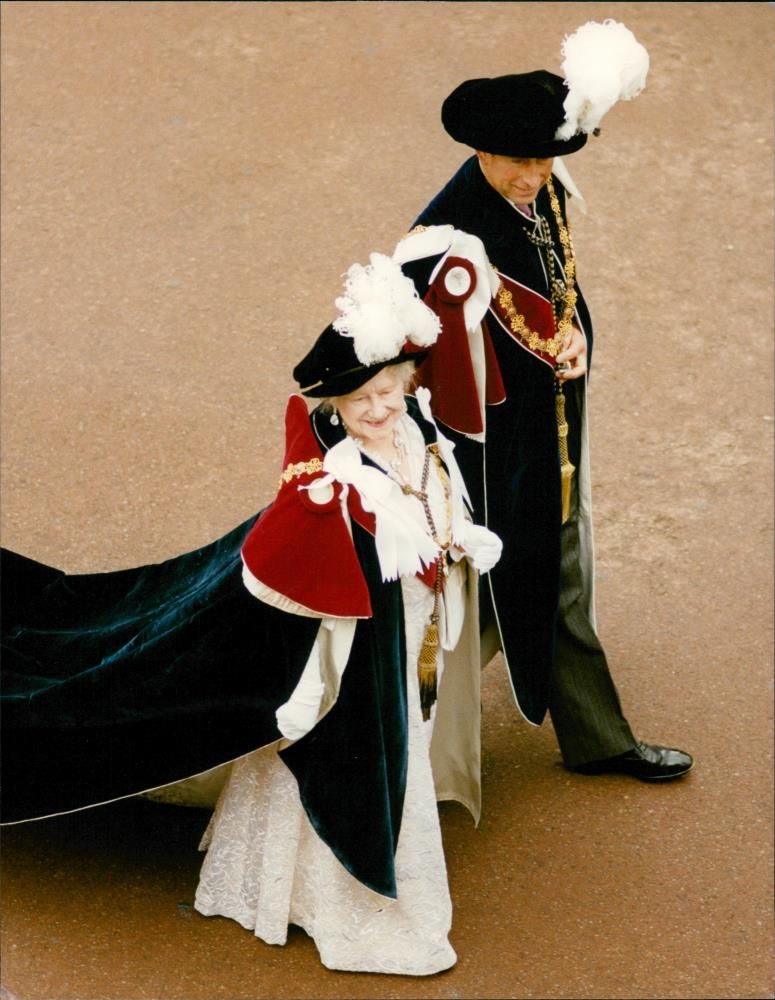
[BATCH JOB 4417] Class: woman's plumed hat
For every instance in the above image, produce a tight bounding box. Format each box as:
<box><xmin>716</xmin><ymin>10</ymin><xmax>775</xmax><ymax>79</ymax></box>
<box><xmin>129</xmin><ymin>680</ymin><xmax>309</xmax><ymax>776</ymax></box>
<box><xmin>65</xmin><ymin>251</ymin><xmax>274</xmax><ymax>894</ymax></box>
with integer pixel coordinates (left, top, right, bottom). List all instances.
<box><xmin>293</xmin><ymin>253</ymin><xmax>441</xmax><ymax>398</ymax></box>
<box><xmin>442</xmin><ymin>20</ymin><xmax>649</xmax><ymax>157</ymax></box>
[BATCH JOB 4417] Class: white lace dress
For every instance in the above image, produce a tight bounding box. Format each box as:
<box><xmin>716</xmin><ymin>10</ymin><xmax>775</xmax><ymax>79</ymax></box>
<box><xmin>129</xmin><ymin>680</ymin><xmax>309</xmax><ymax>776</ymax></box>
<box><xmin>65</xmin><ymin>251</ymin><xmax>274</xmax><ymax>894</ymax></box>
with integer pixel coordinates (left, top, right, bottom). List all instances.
<box><xmin>193</xmin><ymin>417</ymin><xmax>458</xmax><ymax>975</ymax></box>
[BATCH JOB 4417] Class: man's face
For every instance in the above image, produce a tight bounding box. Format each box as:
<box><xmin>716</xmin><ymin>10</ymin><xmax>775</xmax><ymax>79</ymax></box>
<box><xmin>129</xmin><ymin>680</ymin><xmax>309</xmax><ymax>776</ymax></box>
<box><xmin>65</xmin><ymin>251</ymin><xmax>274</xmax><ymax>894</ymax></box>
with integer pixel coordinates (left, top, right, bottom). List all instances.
<box><xmin>476</xmin><ymin>152</ymin><xmax>554</xmax><ymax>205</ymax></box>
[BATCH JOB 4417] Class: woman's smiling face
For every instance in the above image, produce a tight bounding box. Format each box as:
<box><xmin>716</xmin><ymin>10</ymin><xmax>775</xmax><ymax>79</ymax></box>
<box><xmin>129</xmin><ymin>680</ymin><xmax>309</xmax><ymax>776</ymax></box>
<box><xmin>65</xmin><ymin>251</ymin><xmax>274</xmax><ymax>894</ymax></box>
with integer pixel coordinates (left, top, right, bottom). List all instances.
<box><xmin>336</xmin><ymin>366</ymin><xmax>407</xmax><ymax>448</ymax></box>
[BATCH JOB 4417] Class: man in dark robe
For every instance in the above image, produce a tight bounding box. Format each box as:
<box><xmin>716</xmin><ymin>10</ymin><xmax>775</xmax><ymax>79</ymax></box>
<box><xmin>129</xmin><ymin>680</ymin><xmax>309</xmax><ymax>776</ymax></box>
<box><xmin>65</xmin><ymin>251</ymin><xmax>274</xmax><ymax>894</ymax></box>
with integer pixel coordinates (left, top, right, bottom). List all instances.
<box><xmin>408</xmin><ymin>68</ymin><xmax>693</xmax><ymax>781</ymax></box>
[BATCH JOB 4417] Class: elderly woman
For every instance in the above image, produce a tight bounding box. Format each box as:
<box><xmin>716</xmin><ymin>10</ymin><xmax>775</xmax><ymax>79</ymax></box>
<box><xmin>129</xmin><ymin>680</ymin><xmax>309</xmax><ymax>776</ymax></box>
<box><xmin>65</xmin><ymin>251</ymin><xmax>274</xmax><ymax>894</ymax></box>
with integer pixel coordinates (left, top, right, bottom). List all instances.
<box><xmin>1</xmin><ymin>235</ymin><xmax>501</xmax><ymax>976</ymax></box>
<box><xmin>194</xmin><ymin>252</ymin><xmax>501</xmax><ymax>974</ymax></box>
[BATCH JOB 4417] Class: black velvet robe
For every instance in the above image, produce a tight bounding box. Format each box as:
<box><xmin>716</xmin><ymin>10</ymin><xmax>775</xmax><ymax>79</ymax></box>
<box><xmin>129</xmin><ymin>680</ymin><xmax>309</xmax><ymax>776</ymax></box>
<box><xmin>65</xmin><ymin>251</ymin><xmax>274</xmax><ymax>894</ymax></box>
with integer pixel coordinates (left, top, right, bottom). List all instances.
<box><xmin>0</xmin><ymin>399</ymin><xmax>448</xmax><ymax>899</ymax></box>
<box><xmin>412</xmin><ymin>156</ymin><xmax>592</xmax><ymax>726</ymax></box>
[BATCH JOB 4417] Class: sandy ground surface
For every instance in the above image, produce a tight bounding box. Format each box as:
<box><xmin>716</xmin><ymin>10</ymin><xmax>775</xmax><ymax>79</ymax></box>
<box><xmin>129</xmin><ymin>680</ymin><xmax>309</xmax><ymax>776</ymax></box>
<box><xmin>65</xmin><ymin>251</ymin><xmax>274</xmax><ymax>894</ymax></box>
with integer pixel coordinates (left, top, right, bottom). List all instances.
<box><xmin>1</xmin><ymin>2</ymin><xmax>773</xmax><ymax>999</ymax></box>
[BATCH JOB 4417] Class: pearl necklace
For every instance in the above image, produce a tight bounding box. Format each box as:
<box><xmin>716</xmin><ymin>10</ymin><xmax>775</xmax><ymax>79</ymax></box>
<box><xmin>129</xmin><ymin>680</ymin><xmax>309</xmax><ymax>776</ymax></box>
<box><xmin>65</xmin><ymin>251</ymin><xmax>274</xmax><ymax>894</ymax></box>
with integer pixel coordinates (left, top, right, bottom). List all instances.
<box><xmin>346</xmin><ymin>426</ymin><xmax>406</xmax><ymax>476</ymax></box>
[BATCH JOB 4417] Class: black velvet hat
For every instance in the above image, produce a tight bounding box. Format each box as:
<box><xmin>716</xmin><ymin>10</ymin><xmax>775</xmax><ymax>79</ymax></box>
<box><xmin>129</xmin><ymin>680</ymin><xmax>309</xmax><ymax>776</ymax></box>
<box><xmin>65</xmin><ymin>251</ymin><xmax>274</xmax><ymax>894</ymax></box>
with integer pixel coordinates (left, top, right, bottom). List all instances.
<box><xmin>293</xmin><ymin>252</ymin><xmax>440</xmax><ymax>399</ymax></box>
<box><xmin>293</xmin><ymin>324</ymin><xmax>427</xmax><ymax>399</ymax></box>
<box><xmin>441</xmin><ymin>70</ymin><xmax>589</xmax><ymax>158</ymax></box>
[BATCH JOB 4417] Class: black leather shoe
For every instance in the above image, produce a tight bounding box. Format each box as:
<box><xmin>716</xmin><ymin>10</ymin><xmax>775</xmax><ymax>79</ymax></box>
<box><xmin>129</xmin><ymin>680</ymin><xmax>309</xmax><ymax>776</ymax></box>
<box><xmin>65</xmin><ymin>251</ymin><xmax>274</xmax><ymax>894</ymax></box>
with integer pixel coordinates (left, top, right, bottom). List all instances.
<box><xmin>571</xmin><ymin>741</ymin><xmax>694</xmax><ymax>782</ymax></box>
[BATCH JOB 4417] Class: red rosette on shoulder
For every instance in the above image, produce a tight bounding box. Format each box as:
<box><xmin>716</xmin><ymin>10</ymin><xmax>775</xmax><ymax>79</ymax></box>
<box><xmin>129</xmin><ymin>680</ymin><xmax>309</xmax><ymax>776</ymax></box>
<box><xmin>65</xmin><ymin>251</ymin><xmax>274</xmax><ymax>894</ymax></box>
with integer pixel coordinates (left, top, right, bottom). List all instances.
<box><xmin>417</xmin><ymin>256</ymin><xmax>506</xmax><ymax>437</ymax></box>
<box><xmin>241</xmin><ymin>395</ymin><xmax>372</xmax><ymax>618</ymax></box>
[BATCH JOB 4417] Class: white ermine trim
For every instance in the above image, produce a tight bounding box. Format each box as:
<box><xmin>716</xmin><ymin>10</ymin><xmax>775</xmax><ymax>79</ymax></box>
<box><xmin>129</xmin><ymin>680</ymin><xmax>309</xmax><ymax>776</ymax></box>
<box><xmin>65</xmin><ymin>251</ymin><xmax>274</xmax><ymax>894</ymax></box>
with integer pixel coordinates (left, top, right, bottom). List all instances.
<box><xmin>241</xmin><ymin>561</ymin><xmax>367</xmax><ymax>620</ymax></box>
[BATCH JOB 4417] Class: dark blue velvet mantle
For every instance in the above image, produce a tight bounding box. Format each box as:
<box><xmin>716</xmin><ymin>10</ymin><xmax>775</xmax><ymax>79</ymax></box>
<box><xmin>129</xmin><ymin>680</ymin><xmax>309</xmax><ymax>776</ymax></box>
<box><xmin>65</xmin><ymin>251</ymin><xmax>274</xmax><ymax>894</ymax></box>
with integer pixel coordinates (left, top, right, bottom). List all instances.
<box><xmin>0</xmin><ymin>404</ymin><xmax>434</xmax><ymax>899</ymax></box>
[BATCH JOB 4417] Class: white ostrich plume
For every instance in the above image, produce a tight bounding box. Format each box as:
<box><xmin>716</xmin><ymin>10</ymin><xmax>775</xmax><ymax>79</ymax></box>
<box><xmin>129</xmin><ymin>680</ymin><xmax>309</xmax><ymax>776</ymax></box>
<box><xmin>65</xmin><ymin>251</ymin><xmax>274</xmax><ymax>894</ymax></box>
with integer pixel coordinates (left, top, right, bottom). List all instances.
<box><xmin>333</xmin><ymin>252</ymin><xmax>441</xmax><ymax>366</ymax></box>
<box><xmin>555</xmin><ymin>19</ymin><xmax>650</xmax><ymax>141</ymax></box>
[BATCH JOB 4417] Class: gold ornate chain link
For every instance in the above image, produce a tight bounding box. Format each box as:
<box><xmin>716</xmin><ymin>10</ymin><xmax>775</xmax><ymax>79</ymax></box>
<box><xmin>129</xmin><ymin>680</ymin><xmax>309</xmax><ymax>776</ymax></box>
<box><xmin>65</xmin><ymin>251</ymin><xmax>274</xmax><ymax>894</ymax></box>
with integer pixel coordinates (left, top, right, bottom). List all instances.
<box><xmin>496</xmin><ymin>284</ymin><xmax>566</xmax><ymax>357</ymax></box>
<box><xmin>496</xmin><ymin>176</ymin><xmax>578</xmax><ymax>357</ymax></box>
<box><xmin>278</xmin><ymin>458</ymin><xmax>324</xmax><ymax>489</ymax></box>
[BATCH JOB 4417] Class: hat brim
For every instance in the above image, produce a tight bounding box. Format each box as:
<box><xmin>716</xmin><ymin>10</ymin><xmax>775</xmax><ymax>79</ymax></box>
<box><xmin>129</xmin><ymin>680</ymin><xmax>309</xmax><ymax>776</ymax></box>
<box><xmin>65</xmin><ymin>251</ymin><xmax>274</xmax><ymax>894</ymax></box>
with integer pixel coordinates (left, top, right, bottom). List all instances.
<box><xmin>299</xmin><ymin>351</ymin><xmax>427</xmax><ymax>399</ymax></box>
<box><xmin>476</xmin><ymin>132</ymin><xmax>589</xmax><ymax>158</ymax></box>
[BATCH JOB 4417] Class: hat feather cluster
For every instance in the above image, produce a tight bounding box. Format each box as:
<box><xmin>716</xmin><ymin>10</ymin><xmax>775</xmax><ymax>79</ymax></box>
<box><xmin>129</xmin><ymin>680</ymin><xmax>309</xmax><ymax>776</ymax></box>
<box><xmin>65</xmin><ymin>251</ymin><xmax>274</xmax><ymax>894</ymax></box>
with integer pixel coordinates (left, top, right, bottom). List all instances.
<box><xmin>333</xmin><ymin>252</ymin><xmax>441</xmax><ymax>366</ymax></box>
<box><xmin>555</xmin><ymin>19</ymin><xmax>649</xmax><ymax>140</ymax></box>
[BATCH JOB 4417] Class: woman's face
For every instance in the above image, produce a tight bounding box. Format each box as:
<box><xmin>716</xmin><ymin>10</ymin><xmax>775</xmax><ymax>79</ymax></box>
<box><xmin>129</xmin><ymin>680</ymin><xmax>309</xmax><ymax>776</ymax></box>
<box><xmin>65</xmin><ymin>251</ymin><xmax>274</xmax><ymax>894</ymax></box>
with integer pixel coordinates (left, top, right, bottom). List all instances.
<box><xmin>336</xmin><ymin>366</ymin><xmax>406</xmax><ymax>449</ymax></box>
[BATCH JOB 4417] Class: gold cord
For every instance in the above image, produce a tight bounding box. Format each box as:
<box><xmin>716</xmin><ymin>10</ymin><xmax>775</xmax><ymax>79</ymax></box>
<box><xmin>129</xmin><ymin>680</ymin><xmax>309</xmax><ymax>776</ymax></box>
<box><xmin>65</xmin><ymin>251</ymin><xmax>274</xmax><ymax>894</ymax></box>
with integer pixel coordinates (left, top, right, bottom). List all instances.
<box><xmin>555</xmin><ymin>386</ymin><xmax>575</xmax><ymax>524</ymax></box>
<box><xmin>403</xmin><ymin>444</ymin><xmax>451</xmax><ymax>721</ymax></box>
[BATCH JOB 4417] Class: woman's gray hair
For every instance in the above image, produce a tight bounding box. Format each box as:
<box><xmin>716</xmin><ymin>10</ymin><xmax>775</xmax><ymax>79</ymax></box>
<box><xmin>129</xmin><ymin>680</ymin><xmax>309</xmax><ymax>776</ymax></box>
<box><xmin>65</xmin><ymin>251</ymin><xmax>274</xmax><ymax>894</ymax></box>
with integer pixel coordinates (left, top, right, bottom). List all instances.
<box><xmin>319</xmin><ymin>360</ymin><xmax>418</xmax><ymax>414</ymax></box>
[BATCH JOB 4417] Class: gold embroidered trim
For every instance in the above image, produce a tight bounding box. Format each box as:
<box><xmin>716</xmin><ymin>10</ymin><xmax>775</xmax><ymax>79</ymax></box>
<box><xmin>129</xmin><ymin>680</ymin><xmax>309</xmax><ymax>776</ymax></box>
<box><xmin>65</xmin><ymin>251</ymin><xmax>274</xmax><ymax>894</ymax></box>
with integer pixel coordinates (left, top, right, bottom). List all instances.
<box><xmin>278</xmin><ymin>458</ymin><xmax>324</xmax><ymax>489</ymax></box>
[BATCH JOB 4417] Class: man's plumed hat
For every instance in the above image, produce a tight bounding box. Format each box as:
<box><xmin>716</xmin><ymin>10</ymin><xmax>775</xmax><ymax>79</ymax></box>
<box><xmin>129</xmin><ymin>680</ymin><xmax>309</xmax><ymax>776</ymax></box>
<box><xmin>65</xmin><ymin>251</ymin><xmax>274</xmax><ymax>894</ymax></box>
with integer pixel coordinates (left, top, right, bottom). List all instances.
<box><xmin>442</xmin><ymin>70</ymin><xmax>586</xmax><ymax>158</ymax></box>
<box><xmin>293</xmin><ymin>253</ymin><xmax>440</xmax><ymax>398</ymax></box>
<box><xmin>442</xmin><ymin>20</ymin><xmax>650</xmax><ymax>157</ymax></box>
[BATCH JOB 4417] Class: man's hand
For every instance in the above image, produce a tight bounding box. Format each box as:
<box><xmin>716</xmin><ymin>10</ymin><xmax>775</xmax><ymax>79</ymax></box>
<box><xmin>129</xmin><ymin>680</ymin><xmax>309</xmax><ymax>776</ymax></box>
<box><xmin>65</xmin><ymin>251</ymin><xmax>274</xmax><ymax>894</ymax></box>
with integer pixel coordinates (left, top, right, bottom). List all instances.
<box><xmin>556</xmin><ymin>326</ymin><xmax>587</xmax><ymax>380</ymax></box>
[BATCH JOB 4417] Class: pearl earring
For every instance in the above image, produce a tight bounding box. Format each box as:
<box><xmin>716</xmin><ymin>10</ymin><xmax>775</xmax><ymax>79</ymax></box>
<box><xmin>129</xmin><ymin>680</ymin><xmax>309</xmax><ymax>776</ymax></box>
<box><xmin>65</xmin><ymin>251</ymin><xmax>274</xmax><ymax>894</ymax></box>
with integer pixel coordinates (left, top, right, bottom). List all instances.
<box><xmin>329</xmin><ymin>411</ymin><xmax>340</xmax><ymax>426</ymax></box>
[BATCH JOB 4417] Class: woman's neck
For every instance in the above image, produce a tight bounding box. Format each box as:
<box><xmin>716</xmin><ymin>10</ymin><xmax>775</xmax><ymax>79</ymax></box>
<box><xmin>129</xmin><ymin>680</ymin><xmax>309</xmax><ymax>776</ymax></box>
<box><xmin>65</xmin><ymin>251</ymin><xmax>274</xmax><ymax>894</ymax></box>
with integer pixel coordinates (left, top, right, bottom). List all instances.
<box><xmin>348</xmin><ymin>419</ymin><xmax>412</xmax><ymax>482</ymax></box>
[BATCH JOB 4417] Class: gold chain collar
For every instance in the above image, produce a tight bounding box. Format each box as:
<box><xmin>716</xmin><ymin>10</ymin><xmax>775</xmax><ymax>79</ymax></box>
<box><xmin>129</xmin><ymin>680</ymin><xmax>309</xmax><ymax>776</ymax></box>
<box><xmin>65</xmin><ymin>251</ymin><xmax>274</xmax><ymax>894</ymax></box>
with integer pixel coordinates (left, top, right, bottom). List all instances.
<box><xmin>496</xmin><ymin>176</ymin><xmax>577</xmax><ymax>359</ymax></box>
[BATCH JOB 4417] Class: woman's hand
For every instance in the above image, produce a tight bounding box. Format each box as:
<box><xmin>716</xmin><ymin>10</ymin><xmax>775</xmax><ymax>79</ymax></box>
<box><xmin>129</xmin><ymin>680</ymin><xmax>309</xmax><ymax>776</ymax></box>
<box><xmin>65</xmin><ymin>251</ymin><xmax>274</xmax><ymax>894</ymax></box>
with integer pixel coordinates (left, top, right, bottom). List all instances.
<box><xmin>460</xmin><ymin>522</ymin><xmax>503</xmax><ymax>574</ymax></box>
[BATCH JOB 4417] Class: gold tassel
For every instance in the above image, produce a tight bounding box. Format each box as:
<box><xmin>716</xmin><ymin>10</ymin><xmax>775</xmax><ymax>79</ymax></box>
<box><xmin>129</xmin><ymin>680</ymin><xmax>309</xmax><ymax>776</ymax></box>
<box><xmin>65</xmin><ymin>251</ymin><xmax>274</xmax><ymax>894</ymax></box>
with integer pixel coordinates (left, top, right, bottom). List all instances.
<box><xmin>417</xmin><ymin>556</ymin><xmax>444</xmax><ymax>722</ymax></box>
<box><xmin>555</xmin><ymin>384</ymin><xmax>575</xmax><ymax>524</ymax></box>
<box><xmin>417</xmin><ymin>618</ymin><xmax>439</xmax><ymax>722</ymax></box>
